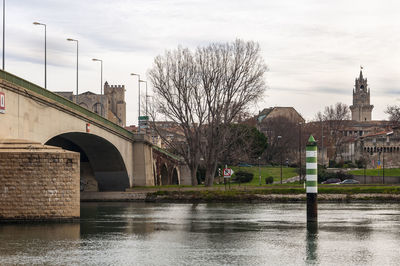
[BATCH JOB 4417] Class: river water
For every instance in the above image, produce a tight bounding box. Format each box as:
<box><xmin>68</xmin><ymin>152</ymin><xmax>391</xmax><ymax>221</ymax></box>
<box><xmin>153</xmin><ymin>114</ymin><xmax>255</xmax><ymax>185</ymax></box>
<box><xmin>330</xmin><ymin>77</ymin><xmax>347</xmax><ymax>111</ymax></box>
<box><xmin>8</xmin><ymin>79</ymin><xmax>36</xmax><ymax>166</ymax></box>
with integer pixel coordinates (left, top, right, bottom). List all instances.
<box><xmin>1</xmin><ymin>202</ymin><xmax>400</xmax><ymax>265</ymax></box>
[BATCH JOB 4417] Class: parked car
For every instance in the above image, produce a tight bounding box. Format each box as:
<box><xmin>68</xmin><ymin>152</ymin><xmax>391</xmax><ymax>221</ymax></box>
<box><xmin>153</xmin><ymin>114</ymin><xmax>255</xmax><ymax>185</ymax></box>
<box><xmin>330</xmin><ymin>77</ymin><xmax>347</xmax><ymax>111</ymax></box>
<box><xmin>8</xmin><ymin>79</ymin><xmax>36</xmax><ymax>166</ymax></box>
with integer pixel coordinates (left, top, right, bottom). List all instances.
<box><xmin>237</xmin><ymin>163</ymin><xmax>252</xmax><ymax>167</ymax></box>
<box><xmin>322</xmin><ymin>178</ymin><xmax>341</xmax><ymax>184</ymax></box>
<box><xmin>339</xmin><ymin>179</ymin><xmax>360</xmax><ymax>184</ymax></box>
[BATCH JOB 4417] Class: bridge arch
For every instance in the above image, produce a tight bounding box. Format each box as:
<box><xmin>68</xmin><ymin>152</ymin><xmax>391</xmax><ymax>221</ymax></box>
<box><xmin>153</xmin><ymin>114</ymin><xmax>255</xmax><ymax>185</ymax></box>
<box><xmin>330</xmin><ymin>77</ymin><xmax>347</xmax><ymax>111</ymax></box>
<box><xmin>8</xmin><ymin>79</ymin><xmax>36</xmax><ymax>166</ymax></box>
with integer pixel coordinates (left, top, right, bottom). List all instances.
<box><xmin>46</xmin><ymin>132</ymin><xmax>130</xmax><ymax>191</ymax></box>
<box><xmin>172</xmin><ymin>167</ymin><xmax>180</xmax><ymax>185</ymax></box>
<box><xmin>160</xmin><ymin>163</ymin><xmax>169</xmax><ymax>185</ymax></box>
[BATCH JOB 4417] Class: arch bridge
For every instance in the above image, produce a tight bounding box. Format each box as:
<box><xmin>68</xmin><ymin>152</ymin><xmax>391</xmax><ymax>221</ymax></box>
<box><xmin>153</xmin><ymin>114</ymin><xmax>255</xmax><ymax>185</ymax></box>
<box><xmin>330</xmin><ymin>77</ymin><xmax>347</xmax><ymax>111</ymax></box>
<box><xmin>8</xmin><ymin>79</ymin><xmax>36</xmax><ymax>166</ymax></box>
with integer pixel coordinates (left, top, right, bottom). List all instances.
<box><xmin>0</xmin><ymin>70</ymin><xmax>191</xmax><ymax>191</ymax></box>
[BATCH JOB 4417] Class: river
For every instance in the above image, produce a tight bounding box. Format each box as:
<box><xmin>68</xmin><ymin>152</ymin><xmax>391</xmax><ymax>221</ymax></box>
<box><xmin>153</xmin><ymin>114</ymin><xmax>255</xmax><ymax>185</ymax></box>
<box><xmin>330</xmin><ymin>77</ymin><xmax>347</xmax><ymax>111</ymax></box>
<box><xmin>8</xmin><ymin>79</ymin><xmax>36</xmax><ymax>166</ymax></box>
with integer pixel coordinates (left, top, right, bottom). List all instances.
<box><xmin>1</xmin><ymin>202</ymin><xmax>400</xmax><ymax>265</ymax></box>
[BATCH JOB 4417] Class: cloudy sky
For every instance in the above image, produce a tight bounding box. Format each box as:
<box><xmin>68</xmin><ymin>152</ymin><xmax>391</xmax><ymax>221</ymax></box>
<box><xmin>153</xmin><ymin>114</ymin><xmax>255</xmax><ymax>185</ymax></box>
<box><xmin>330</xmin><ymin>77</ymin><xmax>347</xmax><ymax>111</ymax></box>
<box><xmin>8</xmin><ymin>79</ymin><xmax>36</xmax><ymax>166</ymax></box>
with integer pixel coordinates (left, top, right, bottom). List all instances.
<box><xmin>4</xmin><ymin>0</ymin><xmax>400</xmax><ymax>125</ymax></box>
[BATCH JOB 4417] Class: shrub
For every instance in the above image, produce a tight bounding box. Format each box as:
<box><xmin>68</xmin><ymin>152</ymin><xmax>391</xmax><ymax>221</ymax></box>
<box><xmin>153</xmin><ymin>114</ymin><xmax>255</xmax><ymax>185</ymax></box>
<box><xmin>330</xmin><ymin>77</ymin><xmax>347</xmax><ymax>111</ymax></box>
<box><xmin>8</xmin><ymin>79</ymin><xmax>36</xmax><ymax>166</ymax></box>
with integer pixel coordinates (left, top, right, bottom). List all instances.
<box><xmin>347</xmin><ymin>162</ymin><xmax>357</xmax><ymax>168</ymax></box>
<box><xmin>265</xmin><ymin>176</ymin><xmax>274</xmax><ymax>184</ymax></box>
<box><xmin>233</xmin><ymin>171</ymin><xmax>254</xmax><ymax>183</ymax></box>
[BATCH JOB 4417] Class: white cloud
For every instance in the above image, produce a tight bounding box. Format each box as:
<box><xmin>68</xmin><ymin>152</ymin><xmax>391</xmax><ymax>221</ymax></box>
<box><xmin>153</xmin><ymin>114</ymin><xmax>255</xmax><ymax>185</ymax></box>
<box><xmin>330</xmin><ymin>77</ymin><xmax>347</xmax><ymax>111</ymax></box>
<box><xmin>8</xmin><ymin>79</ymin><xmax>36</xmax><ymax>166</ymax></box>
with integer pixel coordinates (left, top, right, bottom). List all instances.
<box><xmin>3</xmin><ymin>0</ymin><xmax>400</xmax><ymax>125</ymax></box>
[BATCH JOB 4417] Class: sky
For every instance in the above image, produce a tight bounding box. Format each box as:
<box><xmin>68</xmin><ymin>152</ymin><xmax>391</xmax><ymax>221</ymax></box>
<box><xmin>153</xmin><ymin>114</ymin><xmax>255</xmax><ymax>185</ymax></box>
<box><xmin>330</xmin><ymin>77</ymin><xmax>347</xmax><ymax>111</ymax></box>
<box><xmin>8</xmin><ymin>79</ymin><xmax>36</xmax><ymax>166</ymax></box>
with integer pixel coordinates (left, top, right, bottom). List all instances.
<box><xmin>4</xmin><ymin>0</ymin><xmax>400</xmax><ymax>125</ymax></box>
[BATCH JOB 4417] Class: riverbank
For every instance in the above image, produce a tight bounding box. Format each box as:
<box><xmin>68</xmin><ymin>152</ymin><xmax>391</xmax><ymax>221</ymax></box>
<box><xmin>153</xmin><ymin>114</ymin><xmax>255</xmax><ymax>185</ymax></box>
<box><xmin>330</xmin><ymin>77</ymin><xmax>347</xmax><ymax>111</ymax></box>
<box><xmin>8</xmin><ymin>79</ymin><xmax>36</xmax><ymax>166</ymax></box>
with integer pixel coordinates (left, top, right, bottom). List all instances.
<box><xmin>81</xmin><ymin>185</ymin><xmax>400</xmax><ymax>203</ymax></box>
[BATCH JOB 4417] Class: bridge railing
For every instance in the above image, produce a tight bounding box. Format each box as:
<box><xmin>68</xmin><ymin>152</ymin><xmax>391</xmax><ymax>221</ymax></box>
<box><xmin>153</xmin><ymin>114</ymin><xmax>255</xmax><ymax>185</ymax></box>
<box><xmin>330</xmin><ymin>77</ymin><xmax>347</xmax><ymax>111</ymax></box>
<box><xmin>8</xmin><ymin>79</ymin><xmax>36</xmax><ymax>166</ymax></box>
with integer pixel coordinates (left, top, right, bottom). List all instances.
<box><xmin>0</xmin><ymin>69</ymin><xmax>133</xmax><ymax>139</ymax></box>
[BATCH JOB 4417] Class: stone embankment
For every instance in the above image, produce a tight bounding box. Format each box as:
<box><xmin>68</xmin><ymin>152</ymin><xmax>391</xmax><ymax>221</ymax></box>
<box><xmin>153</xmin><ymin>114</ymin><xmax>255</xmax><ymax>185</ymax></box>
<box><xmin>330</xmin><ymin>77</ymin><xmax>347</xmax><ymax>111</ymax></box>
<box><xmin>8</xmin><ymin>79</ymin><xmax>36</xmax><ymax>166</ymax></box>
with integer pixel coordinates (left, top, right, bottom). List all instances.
<box><xmin>81</xmin><ymin>190</ymin><xmax>400</xmax><ymax>203</ymax></box>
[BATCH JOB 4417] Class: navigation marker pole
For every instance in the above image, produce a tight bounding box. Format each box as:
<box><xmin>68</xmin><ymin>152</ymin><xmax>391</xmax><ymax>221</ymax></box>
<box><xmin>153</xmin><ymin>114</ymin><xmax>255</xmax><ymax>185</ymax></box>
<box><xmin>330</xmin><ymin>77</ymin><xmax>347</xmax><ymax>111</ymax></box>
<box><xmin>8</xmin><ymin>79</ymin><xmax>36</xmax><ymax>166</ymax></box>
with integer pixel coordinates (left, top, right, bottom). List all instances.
<box><xmin>306</xmin><ymin>135</ymin><xmax>318</xmax><ymax>223</ymax></box>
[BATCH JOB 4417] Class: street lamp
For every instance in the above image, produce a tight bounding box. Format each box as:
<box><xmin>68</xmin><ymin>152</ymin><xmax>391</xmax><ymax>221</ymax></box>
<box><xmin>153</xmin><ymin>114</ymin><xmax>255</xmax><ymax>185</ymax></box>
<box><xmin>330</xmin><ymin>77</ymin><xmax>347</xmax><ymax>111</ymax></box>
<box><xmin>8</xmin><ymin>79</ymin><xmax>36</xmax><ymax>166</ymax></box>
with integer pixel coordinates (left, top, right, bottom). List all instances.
<box><xmin>321</xmin><ymin>126</ymin><xmax>324</xmax><ymax>167</ymax></box>
<box><xmin>360</xmin><ymin>139</ymin><xmax>367</xmax><ymax>184</ymax></box>
<box><xmin>139</xmin><ymin>80</ymin><xmax>148</xmax><ymax>117</ymax></box>
<box><xmin>67</xmin><ymin>38</ymin><xmax>78</xmax><ymax>103</ymax></box>
<box><xmin>33</xmin><ymin>22</ymin><xmax>47</xmax><ymax>89</ymax></box>
<box><xmin>298</xmin><ymin>122</ymin><xmax>303</xmax><ymax>182</ymax></box>
<box><xmin>131</xmin><ymin>73</ymin><xmax>141</xmax><ymax>132</ymax></box>
<box><xmin>258</xmin><ymin>156</ymin><xmax>261</xmax><ymax>186</ymax></box>
<box><xmin>277</xmin><ymin>135</ymin><xmax>282</xmax><ymax>184</ymax></box>
<box><xmin>92</xmin><ymin>58</ymin><xmax>103</xmax><ymax>116</ymax></box>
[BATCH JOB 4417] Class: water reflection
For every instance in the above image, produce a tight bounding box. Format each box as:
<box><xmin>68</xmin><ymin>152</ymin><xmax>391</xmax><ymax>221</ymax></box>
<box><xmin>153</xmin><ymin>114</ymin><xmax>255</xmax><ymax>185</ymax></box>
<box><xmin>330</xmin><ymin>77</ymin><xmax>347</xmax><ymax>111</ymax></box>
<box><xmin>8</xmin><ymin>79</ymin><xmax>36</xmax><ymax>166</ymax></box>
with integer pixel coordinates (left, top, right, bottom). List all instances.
<box><xmin>306</xmin><ymin>222</ymin><xmax>318</xmax><ymax>264</ymax></box>
<box><xmin>1</xmin><ymin>202</ymin><xmax>400</xmax><ymax>265</ymax></box>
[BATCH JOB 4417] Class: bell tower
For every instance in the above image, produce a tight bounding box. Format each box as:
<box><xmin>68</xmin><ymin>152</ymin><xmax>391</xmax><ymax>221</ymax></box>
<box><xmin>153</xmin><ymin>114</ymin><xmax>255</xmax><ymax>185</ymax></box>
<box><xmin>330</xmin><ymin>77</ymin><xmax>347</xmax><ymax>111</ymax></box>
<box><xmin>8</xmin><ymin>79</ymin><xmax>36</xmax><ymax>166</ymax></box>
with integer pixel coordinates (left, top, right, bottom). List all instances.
<box><xmin>350</xmin><ymin>68</ymin><xmax>373</xmax><ymax>121</ymax></box>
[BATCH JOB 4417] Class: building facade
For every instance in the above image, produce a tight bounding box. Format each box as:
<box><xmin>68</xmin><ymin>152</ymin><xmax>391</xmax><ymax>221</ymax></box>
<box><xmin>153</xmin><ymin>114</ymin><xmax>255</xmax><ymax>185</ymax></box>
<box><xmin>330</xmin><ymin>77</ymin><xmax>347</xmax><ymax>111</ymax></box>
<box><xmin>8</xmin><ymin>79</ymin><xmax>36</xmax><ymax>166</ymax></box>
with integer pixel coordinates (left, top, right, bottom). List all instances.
<box><xmin>54</xmin><ymin>82</ymin><xmax>126</xmax><ymax>127</ymax></box>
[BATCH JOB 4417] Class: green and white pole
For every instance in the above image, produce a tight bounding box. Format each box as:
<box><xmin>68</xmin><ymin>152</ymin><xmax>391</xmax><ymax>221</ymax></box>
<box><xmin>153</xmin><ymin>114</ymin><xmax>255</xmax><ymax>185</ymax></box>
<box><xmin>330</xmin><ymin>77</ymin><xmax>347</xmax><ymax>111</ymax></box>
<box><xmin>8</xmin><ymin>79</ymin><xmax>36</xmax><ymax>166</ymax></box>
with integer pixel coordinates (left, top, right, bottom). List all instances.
<box><xmin>306</xmin><ymin>135</ymin><xmax>318</xmax><ymax>222</ymax></box>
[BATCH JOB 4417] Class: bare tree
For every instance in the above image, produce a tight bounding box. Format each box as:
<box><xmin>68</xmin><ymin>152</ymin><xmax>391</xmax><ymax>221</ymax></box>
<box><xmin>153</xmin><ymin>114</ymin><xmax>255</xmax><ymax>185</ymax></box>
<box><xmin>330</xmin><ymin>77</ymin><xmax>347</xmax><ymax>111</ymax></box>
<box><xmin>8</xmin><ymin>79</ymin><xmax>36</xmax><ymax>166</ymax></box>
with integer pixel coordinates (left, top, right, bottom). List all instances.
<box><xmin>262</xmin><ymin>116</ymin><xmax>299</xmax><ymax>163</ymax></box>
<box><xmin>149</xmin><ymin>40</ymin><xmax>268</xmax><ymax>186</ymax></box>
<box><xmin>148</xmin><ymin>47</ymin><xmax>206</xmax><ymax>185</ymax></box>
<box><xmin>386</xmin><ymin>105</ymin><xmax>400</xmax><ymax>124</ymax></box>
<box><xmin>314</xmin><ymin>102</ymin><xmax>351</xmax><ymax>160</ymax></box>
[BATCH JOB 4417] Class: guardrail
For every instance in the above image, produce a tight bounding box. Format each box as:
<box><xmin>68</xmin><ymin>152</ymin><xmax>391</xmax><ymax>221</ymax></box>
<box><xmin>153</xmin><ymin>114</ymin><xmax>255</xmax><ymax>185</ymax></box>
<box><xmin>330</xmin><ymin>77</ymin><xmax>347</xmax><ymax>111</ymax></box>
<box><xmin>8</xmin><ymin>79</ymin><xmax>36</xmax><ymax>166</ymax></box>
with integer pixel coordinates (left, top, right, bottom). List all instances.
<box><xmin>0</xmin><ymin>69</ymin><xmax>133</xmax><ymax>139</ymax></box>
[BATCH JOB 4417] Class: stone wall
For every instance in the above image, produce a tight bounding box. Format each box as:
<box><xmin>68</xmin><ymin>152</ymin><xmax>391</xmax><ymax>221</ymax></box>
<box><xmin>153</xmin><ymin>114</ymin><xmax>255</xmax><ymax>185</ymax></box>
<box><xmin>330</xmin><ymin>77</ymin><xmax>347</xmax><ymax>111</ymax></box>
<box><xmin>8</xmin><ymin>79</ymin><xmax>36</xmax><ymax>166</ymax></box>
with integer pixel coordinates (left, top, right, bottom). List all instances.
<box><xmin>0</xmin><ymin>139</ymin><xmax>80</xmax><ymax>221</ymax></box>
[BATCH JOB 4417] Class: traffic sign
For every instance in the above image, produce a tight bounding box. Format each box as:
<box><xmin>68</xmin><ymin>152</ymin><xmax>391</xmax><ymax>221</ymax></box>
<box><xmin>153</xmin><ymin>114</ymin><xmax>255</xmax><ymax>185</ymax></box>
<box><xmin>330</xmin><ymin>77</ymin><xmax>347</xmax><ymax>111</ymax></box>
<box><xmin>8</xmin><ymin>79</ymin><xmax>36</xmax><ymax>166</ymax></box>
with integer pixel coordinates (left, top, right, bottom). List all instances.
<box><xmin>223</xmin><ymin>168</ymin><xmax>234</xmax><ymax>178</ymax></box>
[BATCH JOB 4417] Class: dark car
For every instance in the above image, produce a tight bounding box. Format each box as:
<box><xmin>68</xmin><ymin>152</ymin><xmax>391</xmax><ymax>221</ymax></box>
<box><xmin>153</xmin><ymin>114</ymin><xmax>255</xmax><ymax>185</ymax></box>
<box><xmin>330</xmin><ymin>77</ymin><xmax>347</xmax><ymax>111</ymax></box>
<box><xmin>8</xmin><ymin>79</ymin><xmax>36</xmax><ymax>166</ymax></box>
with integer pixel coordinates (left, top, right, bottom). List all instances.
<box><xmin>339</xmin><ymin>179</ymin><xmax>360</xmax><ymax>184</ymax></box>
<box><xmin>237</xmin><ymin>163</ymin><xmax>252</xmax><ymax>167</ymax></box>
<box><xmin>322</xmin><ymin>178</ymin><xmax>341</xmax><ymax>184</ymax></box>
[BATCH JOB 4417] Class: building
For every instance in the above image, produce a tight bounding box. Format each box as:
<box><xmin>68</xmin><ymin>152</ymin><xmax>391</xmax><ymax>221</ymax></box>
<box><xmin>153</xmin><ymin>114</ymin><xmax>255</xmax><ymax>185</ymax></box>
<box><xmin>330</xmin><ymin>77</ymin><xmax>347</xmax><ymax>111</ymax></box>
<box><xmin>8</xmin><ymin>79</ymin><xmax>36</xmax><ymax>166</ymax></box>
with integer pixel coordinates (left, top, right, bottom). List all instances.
<box><xmin>148</xmin><ymin>121</ymin><xmax>185</xmax><ymax>149</ymax></box>
<box><xmin>350</xmin><ymin>70</ymin><xmax>374</xmax><ymax>122</ymax></box>
<box><xmin>354</xmin><ymin>127</ymin><xmax>400</xmax><ymax>169</ymax></box>
<box><xmin>332</xmin><ymin>69</ymin><xmax>398</xmax><ymax>165</ymax></box>
<box><xmin>257</xmin><ymin>107</ymin><xmax>305</xmax><ymax>126</ymax></box>
<box><xmin>54</xmin><ymin>82</ymin><xmax>126</xmax><ymax>127</ymax></box>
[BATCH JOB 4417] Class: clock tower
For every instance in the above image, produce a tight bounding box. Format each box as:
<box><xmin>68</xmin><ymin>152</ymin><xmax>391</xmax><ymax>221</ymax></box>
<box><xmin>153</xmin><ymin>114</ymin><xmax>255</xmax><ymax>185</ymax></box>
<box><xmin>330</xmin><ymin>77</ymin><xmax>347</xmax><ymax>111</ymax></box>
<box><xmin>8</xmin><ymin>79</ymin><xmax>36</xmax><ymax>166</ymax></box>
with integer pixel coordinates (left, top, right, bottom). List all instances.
<box><xmin>350</xmin><ymin>69</ymin><xmax>373</xmax><ymax>121</ymax></box>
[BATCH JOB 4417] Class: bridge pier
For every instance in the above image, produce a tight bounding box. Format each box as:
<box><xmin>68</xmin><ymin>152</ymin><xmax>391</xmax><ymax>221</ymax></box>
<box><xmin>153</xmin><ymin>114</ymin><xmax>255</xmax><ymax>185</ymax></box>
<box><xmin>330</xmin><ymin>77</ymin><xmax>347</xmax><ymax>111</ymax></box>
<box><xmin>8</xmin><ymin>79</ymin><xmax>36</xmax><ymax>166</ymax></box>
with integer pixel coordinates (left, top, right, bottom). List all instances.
<box><xmin>0</xmin><ymin>139</ymin><xmax>80</xmax><ymax>221</ymax></box>
<box><xmin>132</xmin><ymin>134</ymin><xmax>154</xmax><ymax>186</ymax></box>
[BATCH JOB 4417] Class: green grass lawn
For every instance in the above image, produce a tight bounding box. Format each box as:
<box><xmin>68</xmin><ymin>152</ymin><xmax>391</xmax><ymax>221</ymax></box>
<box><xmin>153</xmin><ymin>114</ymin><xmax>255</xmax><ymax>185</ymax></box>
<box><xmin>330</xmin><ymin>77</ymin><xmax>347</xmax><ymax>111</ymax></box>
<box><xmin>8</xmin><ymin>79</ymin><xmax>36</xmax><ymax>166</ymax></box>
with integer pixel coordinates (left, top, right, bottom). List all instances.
<box><xmin>349</xmin><ymin>168</ymin><xmax>400</xmax><ymax>177</ymax></box>
<box><xmin>230</xmin><ymin>166</ymin><xmax>298</xmax><ymax>185</ymax></box>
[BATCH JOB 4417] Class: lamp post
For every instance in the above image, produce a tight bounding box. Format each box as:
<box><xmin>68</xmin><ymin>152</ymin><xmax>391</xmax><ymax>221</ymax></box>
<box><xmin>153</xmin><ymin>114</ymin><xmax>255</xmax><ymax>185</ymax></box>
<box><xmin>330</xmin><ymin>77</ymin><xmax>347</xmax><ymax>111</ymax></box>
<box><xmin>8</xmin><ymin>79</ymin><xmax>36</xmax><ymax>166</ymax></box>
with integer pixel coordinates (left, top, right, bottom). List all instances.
<box><xmin>131</xmin><ymin>73</ymin><xmax>140</xmax><ymax>132</ymax></box>
<box><xmin>2</xmin><ymin>0</ymin><xmax>5</xmax><ymax>70</ymax></box>
<box><xmin>139</xmin><ymin>79</ymin><xmax>148</xmax><ymax>116</ymax></box>
<box><xmin>33</xmin><ymin>22</ymin><xmax>47</xmax><ymax>89</ymax></box>
<box><xmin>92</xmin><ymin>58</ymin><xmax>103</xmax><ymax>116</ymax></box>
<box><xmin>278</xmin><ymin>135</ymin><xmax>282</xmax><ymax>184</ymax></box>
<box><xmin>258</xmin><ymin>156</ymin><xmax>261</xmax><ymax>186</ymax></box>
<box><xmin>298</xmin><ymin>122</ymin><xmax>303</xmax><ymax>182</ymax></box>
<box><xmin>360</xmin><ymin>139</ymin><xmax>367</xmax><ymax>184</ymax></box>
<box><xmin>321</xmin><ymin>124</ymin><xmax>324</xmax><ymax>167</ymax></box>
<box><xmin>67</xmin><ymin>38</ymin><xmax>78</xmax><ymax>103</ymax></box>
<box><xmin>382</xmin><ymin>147</ymin><xmax>385</xmax><ymax>184</ymax></box>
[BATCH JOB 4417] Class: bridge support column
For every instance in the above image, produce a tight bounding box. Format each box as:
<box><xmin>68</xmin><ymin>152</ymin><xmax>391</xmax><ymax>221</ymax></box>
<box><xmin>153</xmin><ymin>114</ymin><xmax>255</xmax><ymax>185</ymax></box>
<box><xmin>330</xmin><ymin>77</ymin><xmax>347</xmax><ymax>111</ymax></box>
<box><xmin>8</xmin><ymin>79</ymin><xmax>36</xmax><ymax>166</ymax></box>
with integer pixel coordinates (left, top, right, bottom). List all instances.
<box><xmin>0</xmin><ymin>139</ymin><xmax>80</xmax><ymax>221</ymax></box>
<box><xmin>179</xmin><ymin>165</ymin><xmax>192</xmax><ymax>185</ymax></box>
<box><xmin>132</xmin><ymin>134</ymin><xmax>154</xmax><ymax>186</ymax></box>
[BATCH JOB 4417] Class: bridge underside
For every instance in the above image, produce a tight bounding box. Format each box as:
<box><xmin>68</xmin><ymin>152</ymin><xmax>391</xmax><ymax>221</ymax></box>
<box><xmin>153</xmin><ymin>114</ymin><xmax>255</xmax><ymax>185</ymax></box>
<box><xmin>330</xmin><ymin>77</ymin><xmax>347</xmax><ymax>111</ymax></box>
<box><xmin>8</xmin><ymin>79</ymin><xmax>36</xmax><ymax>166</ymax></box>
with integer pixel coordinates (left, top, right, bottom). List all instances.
<box><xmin>46</xmin><ymin>133</ymin><xmax>130</xmax><ymax>191</ymax></box>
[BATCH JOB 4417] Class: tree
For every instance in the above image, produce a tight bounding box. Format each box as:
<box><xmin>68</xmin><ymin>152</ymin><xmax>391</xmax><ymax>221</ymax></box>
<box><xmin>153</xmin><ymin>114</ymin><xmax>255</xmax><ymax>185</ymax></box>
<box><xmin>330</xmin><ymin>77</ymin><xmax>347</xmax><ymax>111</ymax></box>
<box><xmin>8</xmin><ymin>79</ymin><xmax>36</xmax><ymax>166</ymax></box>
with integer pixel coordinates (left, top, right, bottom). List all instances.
<box><xmin>149</xmin><ymin>39</ymin><xmax>268</xmax><ymax>186</ymax></box>
<box><xmin>314</xmin><ymin>102</ymin><xmax>351</xmax><ymax>159</ymax></box>
<box><xmin>262</xmin><ymin>116</ymin><xmax>299</xmax><ymax>164</ymax></box>
<box><xmin>221</xmin><ymin>124</ymin><xmax>267</xmax><ymax>165</ymax></box>
<box><xmin>385</xmin><ymin>105</ymin><xmax>400</xmax><ymax>124</ymax></box>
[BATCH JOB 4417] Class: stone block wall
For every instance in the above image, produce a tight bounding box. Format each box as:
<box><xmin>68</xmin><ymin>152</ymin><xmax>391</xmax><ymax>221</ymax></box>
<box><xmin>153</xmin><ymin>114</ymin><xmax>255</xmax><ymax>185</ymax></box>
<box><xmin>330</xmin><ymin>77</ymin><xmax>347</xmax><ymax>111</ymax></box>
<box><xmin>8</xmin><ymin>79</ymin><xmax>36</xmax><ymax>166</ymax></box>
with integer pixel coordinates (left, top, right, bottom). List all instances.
<box><xmin>0</xmin><ymin>140</ymin><xmax>80</xmax><ymax>221</ymax></box>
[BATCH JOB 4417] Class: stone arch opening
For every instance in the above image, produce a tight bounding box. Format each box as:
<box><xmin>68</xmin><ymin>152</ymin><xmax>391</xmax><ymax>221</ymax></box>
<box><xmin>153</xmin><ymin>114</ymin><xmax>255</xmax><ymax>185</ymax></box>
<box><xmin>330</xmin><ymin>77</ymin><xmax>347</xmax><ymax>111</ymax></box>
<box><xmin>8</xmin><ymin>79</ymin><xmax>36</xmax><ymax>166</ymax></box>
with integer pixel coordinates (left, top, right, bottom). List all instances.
<box><xmin>45</xmin><ymin>132</ymin><xmax>130</xmax><ymax>191</ymax></box>
<box><xmin>171</xmin><ymin>167</ymin><xmax>180</xmax><ymax>185</ymax></box>
<box><xmin>160</xmin><ymin>163</ymin><xmax>168</xmax><ymax>185</ymax></box>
